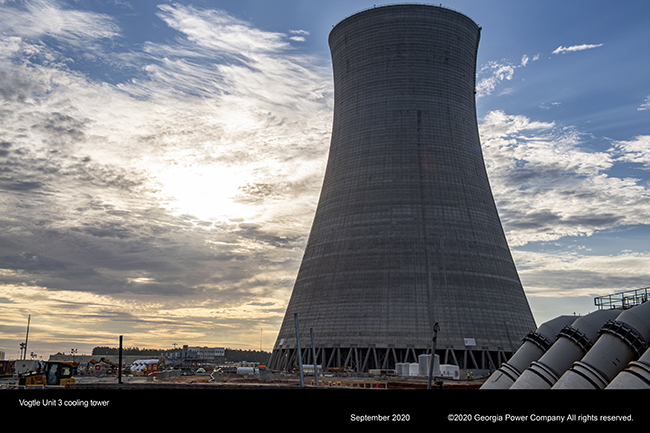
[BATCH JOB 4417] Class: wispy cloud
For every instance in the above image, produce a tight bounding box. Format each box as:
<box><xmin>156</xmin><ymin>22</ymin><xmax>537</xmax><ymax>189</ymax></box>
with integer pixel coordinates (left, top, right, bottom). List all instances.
<box><xmin>289</xmin><ymin>29</ymin><xmax>309</xmax><ymax>42</ymax></box>
<box><xmin>612</xmin><ymin>135</ymin><xmax>650</xmax><ymax>170</ymax></box>
<box><xmin>552</xmin><ymin>43</ymin><xmax>604</xmax><ymax>54</ymax></box>
<box><xmin>476</xmin><ymin>61</ymin><xmax>517</xmax><ymax>97</ymax></box>
<box><xmin>155</xmin><ymin>4</ymin><xmax>290</xmax><ymax>56</ymax></box>
<box><xmin>0</xmin><ymin>0</ymin><xmax>119</xmax><ymax>49</ymax></box>
<box><xmin>639</xmin><ymin>95</ymin><xmax>650</xmax><ymax>111</ymax></box>
<box><xmin>476</xmin><ymin>53</ymin><xmax>539</xmax><ymax>97</ymax></box>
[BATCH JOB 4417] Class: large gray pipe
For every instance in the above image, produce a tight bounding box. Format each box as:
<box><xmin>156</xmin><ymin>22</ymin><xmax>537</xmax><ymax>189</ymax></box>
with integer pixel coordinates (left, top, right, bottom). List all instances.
<box><xmin>605</xmin><ymin>345</ymin><xmax>650</xmax><ymax>389</ymax></box>
<box><xmin>552</xmin><ymin>301</ymin><xmax>650</xmax><ymax>389</ymax></box>
<box><xmin>480</xmin><ymin>315</ymin><xmax>575</xmax><ymax>389</ymax></box>
<box><xmin>510</xmin><ymin>309</ymin><xmax>620</xmax><ymax>389</ymax></box>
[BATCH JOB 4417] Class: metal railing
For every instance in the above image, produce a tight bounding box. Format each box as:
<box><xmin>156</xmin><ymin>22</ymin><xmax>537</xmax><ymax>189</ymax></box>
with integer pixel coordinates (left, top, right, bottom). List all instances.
<box><xmin>594</xmin><ymin>287</ymin><xmax>650</xmax><ymax>310</ymax></box>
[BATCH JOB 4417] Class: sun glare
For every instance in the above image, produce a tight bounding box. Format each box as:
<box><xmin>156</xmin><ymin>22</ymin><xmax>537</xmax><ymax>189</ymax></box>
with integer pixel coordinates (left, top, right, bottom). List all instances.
<box><xmin>154</xmin><ymin>163</ymin><xmax>254</xmax><ymax>222</ymax></box>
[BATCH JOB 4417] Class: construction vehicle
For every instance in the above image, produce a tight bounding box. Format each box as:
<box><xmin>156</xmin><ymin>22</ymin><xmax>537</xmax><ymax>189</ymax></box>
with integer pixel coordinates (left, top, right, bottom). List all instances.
<box><xmin>86</xmin><ymin>357</ymin><xmax>120</xmax><ymax>375</ymax></box>
<box><xmin>18</xmin><ymin>361</ymin><xmax>77</xmax><ymax>387</ymax></box>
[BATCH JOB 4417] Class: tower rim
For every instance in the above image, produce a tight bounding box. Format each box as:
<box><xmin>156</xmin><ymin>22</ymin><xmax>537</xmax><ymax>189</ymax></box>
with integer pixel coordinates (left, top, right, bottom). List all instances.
<box><xmin>329</xmin><ymin>3</ymin><xmax>481</xmax><ymax>45</ymax></box>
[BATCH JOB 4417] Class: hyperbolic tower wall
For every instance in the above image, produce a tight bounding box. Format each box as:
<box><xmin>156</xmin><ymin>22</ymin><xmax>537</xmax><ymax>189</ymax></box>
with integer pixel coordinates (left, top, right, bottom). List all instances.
<box><xmin>268</xmin><ymin>4</ymin><xmax>536</xmax><ymax>372</ymax></box>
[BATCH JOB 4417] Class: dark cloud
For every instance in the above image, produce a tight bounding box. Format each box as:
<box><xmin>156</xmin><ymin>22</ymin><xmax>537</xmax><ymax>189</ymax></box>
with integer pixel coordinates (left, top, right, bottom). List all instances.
<box><xmin>0</xmin><ymin>252</ymin><xmax>66</xmax><ymax>272</ymax></box>
<box><xmin>0</xmin><ymin>69</ymin><xmax>38</xmax><ymax>102</ymax></box>
<box><xmin>235</xmin><ymin>179</ymin><xmax>316</xmax><ymax>205</ymax></box>
<box><xmin>503</xmin><ymin>209</ymin><xmax>624</xmax><ymax>232</ymax></box>
<box><xmin>36</xmin><ymin>112</ymin><xmax>88</xmax><ymax>142</ymax></box>
<box><xmin>0</xmin><ymin>143</ymin><xmax>13</xmax><ymax>158</ymax></box>
<box><xmin>71</xmin><ymin>223</ymin><xmax>134</xmax><ymax>239</ymax></box>
<box><xmin>0</xmin><ymin>178</ymin><xmax>44</xmax><ymax>191</ymax></box>
<box><xmin>0</xmin><ymin>193</ymin><xmax>304</xmax><ymax>303</ymax></box>
<box><xmin>521</xmin><ymin>262</ymin><xmax>650</xmax><ymax>296</ymax></box>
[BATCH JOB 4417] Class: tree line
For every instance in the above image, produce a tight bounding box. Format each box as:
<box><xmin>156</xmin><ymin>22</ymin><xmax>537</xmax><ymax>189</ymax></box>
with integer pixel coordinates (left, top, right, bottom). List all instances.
<box><xmin>91</xmin><ymin>346</ymin><xmax>271</xmax><ymax>363</ymax></box>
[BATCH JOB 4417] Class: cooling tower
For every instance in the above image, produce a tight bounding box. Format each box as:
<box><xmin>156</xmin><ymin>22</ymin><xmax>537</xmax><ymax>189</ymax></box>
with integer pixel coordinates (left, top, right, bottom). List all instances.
<box><xmin>268</xmin><ymin>4</ymin><xmax>536</xmax><ymax>372</ymax></box>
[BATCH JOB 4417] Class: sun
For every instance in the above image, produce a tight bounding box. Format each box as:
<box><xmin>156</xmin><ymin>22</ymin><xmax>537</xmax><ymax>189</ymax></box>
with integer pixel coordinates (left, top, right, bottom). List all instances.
<box><xmin>153</xmin><ymin>162</ymin><xmax>254</xmax><ymax>222</ymax></box>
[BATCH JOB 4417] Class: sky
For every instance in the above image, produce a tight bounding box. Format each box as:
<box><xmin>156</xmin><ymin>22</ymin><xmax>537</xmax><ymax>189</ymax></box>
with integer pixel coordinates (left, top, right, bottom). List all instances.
<box><xmin>1</xmin><ymin>0</ymin><xmax>649</xmax><ymax>360</ymax></box>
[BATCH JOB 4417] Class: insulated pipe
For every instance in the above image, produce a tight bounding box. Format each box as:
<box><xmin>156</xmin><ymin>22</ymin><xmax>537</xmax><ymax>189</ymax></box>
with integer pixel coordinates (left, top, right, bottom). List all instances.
<box><xmin>552</xmin><ymin>301</ymin><xmax>650</xmax><ymax>389</ymax></box>
<box><xmin>605</xmin><ymin>345</ymin><xmax>650</xmax><ymax>389</ymax></box>
<box><xmin>480</xmin><ymin>315</ymin><xmax>575</xmax><ymax>389</ymax></box>
<box><xmin>510</xmin><ymin>309</ymin><xmax>620</xmax><ymax>389</ymax></box>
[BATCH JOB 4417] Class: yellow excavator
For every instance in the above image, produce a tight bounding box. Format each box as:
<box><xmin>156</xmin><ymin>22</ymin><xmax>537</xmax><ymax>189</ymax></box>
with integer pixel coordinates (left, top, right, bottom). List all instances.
<box><xmin>87</xmin><ymin>357</ymin><xmax>119</xmax><ymax>374</ymax></box>
<box><xmin>19</xmin><ymin>361</ymin><xmax>77</xmax><ymax>387</ymax></box>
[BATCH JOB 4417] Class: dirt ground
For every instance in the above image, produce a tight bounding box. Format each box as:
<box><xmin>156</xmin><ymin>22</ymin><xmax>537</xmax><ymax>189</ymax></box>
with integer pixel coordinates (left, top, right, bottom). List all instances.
<box><xmin>165</xmin><ymin>375</ymin><xmax>485</xmax><ymax>389</ymax></box>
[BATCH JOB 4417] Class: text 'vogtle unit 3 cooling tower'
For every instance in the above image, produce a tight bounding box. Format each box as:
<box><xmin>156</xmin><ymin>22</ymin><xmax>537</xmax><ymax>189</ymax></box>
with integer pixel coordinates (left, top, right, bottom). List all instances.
<box><xmin>268</xmin><ymin>4</ymin><xmax>537</xmax><ymax>373</ymax></box>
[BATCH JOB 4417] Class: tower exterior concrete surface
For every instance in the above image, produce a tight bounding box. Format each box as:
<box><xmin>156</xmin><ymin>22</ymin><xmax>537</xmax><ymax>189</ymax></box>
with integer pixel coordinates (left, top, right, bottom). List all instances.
<box><xmin>268</xmin><ymin>4</ymin><xmax>537</xmax><ymax>372</ymax></box>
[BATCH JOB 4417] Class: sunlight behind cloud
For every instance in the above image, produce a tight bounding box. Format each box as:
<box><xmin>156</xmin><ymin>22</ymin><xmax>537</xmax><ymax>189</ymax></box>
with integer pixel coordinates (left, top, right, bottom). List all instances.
<box><xmin>153</xmin><ymin>162</ymin><xmax>255</xmax><ymax>222</ymax></box>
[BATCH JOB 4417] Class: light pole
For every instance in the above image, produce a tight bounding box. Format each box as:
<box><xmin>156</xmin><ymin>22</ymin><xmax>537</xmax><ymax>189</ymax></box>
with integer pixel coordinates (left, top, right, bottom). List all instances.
<box><xmin>427</xmin><ymin>323</ymin><xmax>440</xmax><ymax>390</ymax></box>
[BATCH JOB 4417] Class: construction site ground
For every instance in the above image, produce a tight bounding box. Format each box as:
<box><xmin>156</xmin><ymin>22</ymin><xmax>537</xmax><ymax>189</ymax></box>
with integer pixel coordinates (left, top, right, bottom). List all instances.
<box><xmin>74</xmin><ymin>373</ymin><xmax>485</xmax><ymax>389</ymax></box>
<box><xmin>2</xmin><ymin>372</ymin><xmax>485</xmax><ymax>390</ymax></box>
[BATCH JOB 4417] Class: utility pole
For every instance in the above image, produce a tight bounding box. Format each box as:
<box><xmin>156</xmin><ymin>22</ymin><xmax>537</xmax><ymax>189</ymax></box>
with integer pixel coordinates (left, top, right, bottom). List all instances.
<box><xmin>21</xmin><ymin>315</ymin><xmax>31</xmax><ymax>360</ymax></box>
<box><xmin>310</xmin><ymin>328</ymin><xmax>319</xmax><ymax>386</ymax></box>
<box><xmin>294</xmin><ymin>313</ymin><xmax>304</xmax><ymax>388</ymax></box>
<box><xmin>118</xmin><ymin>335</ymin><xmax>123</xmax><ymax>384</ymax></box>
<box><xmin>427</xmin><ymin>322</ymin><xmax>440</xmax><ymax>390</ymax></box>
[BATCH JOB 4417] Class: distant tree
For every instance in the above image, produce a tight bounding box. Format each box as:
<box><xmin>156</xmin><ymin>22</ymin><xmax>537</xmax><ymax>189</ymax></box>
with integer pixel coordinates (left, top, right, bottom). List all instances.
<box><xmin>225</xmin><ymin>349</ymin><xmax>271</xmax><ymax>364</ymax></box>
<box><xmin>92</xmin><ymin>346</ymin><xmax>162</xmax><ymax>356</ymax></box>
<box><xmin>91</xmin><ymin>346</ymin><xmax>271</xmax><ymax>362</ymax></box>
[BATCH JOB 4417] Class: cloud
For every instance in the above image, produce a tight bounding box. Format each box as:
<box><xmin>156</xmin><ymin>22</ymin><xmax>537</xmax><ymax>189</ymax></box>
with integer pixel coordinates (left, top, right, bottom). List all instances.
<box><xmin>552</xmin><ymin>43</ymin><xmax>604</xmax><ymax>54</ymax></box>
<box><xmin>476</xmin><ymin>53</ymin><xmax>540</xmax><ymax>98</ymax></box>
<box><xmin>639</xmin><ymin>95</ymin><xmax>650</xmax><ymax>111</ymax></box>
<box><xmin>0</xmin><ymin>0</ymin><xmax>119</xmax><ymax>53</ymax></box>
<box><xmin>539</xmin><ymin>101</ymin><xmax>561</xmax><ymax>110</ymax></box>
<box><xmin>0</xmin><ymin>2</ymin><xmax>333</xmax><ymax>351</ymax></box>
<box><xmin>514</xmin><ymin>249</ymin><xmax>650</xmax><ymax>300</ymax></box>
<box><xmin>612</xmin><ymin>135</ymin><xmax>650</xmax><ymax>170</ymax></box>
<box><xmin>479</xmin><ymin>111</ymin><xmax>650</xmax><ymax>319</ymax></box>
<box><xmin>476</xmin><ymin>60</ymin><xmax>516</xmax><ymax>98</ymax></box>
<box><xmin>479</xmin><ymin>110</ymin><xmax>650</xmax><ymax>246</ymax></box>
<box><xmin>153</xmin><ymin>3</ymin><xmax>291</xmax><ymax>59</ymax></box>
<box><xmin>289</xmin><ymin>29</ymin><xmax>309</xmax><ymax>42</ymax></box>
<box><xmin>512</xmin><ymin>246</ymin><xmax>650</xmax><ymax>324</ymax></box>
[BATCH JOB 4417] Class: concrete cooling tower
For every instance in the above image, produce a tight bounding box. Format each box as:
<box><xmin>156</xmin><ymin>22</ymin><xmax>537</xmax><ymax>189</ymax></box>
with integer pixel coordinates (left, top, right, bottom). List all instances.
<box><xmin>268</xmin><ymin>4</ymin><xmax>537</xmax><ymax>373</ymax></box>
